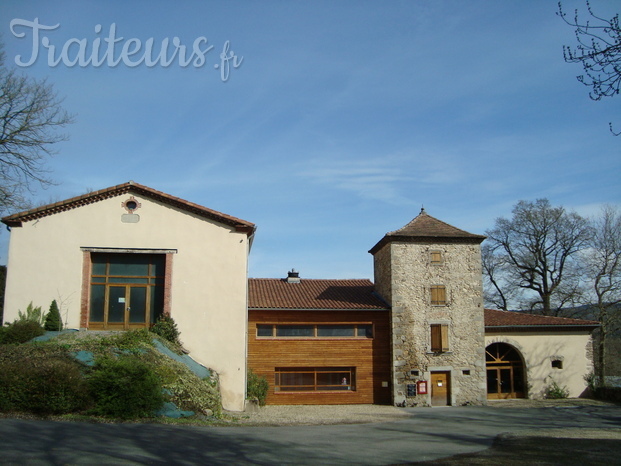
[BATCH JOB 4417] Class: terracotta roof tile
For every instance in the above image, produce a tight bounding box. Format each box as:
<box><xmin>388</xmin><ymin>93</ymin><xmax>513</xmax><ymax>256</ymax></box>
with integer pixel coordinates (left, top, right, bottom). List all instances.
<box><xmin>369</xmin><ymin>209</ymin><xmax>485</xmax><ymax>253</ymax></box>
<box><xmin>484</xmin><ymin>309</ymin><xmax>599</xmax><ymax>328</ymax></box>
<box><xmin>248</xmin><ymin>278</ymin><xmax>389</xmax><ymax>310</ymax></box>
<box><xmin>1</xmin><ymin>181</ymin><xmax>255</xmax><ymax>234</ymax></box>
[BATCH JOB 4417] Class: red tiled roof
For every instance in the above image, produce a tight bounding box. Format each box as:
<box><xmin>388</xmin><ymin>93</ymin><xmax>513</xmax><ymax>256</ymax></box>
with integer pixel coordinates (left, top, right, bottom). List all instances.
<box><xmin>369</xmin><ymin>209</ymin><xmax>485</xmax><ymax>254</ymax></box>
<box><xmin>484</xmin><ymin>309</ymin><xmax>599</xmax><ymax>328</ymax></box>
<box><xmin>1</xmin><ymin>181</ymin><xmax>255</xmax><ymax>234</ymax></box>
<box><xmin>248</xmin><ymin>278</ymin><xmax>389</xmax><ymax>310</ymax></box>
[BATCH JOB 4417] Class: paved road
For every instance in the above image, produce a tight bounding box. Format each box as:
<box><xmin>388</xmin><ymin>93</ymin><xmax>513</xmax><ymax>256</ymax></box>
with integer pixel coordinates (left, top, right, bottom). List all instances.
<box><xmin>1</xmin><ymin>405</ymin><xmax>619</xmax><ymax>465</ymax></box>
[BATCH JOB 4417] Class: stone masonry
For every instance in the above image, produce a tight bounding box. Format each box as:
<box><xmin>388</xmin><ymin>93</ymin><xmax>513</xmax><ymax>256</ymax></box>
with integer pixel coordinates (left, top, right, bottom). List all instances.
<box><xmin>370</xmin><ymin>209</ymin><xmax>487</xmax><ymax>406</ymax></box>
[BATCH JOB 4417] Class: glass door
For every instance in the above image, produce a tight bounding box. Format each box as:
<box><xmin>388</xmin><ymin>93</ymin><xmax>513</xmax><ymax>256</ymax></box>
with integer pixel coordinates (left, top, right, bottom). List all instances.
<box><xmin>89</xmin><ymin>253</ymin><xmax>164</xmax><ymax>330</ymax></box>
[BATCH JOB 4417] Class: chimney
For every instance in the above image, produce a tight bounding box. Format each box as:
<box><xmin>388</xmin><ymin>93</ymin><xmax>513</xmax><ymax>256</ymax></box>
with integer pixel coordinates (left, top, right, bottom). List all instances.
<box><xmin>286</xmin><ymin>269</ymin><xmax>300</xmax><ymax>284</ymax></box>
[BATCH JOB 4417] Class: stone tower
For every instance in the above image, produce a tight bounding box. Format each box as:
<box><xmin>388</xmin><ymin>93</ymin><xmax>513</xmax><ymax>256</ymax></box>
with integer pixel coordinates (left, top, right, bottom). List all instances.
<box><xmin>369</xmin><ymin>209</ymin><xmax>487</xmax><ymax>406</ymax></box>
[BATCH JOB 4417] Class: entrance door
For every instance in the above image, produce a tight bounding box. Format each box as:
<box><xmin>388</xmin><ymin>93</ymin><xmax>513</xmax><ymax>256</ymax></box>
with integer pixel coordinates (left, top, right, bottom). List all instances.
<box><xmin>89</xmin><ymin>253</ymin><xmax>164</xmax><ymax>330</ymax></box>
<box><xmin>486</xmin><ymin>343</ymin><xmax>525</xmax><ymax>399</ymax></box>
<box><xmin>105</xmin><ymin>285</ymin><xmax>148</xmax><ymax>330</ymax></box>
<box><xmin>431</xmin><ymin>371</ymin><xmax>451</xmax><ymax>406</ymax></box>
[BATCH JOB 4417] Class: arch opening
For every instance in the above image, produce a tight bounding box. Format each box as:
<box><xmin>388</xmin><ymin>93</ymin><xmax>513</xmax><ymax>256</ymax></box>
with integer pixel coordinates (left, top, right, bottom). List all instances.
<box><xmin>486</xmin><ymin>342</ymin><xmax>526</xmax><ymax>399</ymax></box>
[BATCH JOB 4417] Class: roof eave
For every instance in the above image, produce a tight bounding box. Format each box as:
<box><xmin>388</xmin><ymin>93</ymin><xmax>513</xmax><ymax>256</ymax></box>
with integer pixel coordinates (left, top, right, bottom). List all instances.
<box><xmin>1</xmin><ymin>181</ymin><xmax>256</xmax><ymax>235</ymax></box>
<box><xmin>369</xmin><ymin>234</ymin><xmax>486</xmax><ymax>254</ymax></box>
<box><xmin>485</xmin><ymin>324</ymin><xmax>599</xmax><ymax>331</ymax></box>
<box><xmin>248</xmin><ymin>307</ymin><xmax>389</xmax><ymax>311</ymax></box>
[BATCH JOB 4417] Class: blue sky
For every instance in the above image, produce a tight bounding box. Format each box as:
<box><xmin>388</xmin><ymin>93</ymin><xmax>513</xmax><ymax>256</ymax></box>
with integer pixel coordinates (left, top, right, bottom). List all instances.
<box><xmin>0</xmin><ymin>0</ymin><xmax>619</xmax><ymax>279</ymax></box>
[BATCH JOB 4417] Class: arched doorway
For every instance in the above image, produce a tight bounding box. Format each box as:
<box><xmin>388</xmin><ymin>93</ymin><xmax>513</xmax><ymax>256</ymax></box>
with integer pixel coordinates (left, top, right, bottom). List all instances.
<box><xmin>486</xmin><ymin>343</ymin><xmax>526</xmax><ymax>399</ymax></box>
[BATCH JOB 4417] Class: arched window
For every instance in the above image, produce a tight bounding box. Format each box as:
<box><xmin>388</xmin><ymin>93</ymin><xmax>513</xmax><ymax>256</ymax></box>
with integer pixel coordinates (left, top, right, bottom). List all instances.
<box><xmin>486</xmin><ymin>343</ymin><xmax>526</xmax><ymax>399</ymax></box>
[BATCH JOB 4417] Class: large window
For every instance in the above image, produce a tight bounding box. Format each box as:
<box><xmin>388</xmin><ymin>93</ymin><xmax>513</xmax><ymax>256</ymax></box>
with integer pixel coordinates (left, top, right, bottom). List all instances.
<box><xmin>89</xmin><ymin>253</ymin><xmax>165</xmax><ymax>330</ymax></box>
<box><xmin>275</xmin><ymin>367</ymin><xmax>356</xmax><ymax>392</ymax></box>
<box><xmin>257</xmin><ymin>324</ymin><xmax>373</xmax><ymax>339</ymax></box>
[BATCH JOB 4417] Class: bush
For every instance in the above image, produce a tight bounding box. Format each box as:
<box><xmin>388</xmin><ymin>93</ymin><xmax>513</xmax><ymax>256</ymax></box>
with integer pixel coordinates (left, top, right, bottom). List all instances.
<box><xmin>0</xmin><ymin>346</ymin><xmax>91</xmax><ymax>414</ymax></box>
<box><xmin>88</xmin><ymin>355</ymin><xmax>165</xmax><ymax>418</ymax></box>
<box><xmin>544</xmin><ymin>380</ymin><xmax>570</xmax><ymax>399</ymax></box>
<box><xmin>150</xmin><ymin>314</ymin><xmax>181</xmax><ymax>345</ymax></box>
<box><xmin>44</xmin><ymin>300</ymin><xmax>63</xmax><ymax>331</ymax></box>
<box><xmin>17</xmin><ymin>302</ymin><xmax>45</xmax><ymax>325</ymax></box>
<box><xmin>0</xmin><ymin>320</ymin><xmax>45</xmax><ymax>344</ymax></box>
<box><xmin>247</xmin><ymin>369</ymin><xmax>269</xmax><ymax>406</ymax></box>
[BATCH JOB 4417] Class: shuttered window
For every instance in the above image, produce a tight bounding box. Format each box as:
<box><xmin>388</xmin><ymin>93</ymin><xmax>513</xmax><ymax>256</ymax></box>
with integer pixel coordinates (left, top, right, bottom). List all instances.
<box><xmin>430</xmin><ymin>324</ymin><xmax>449</xmax><ymax>353</ymax></box>
<box><xmin>430</xmin><ymin>285</ymin><xmax>447</xmax><ymax>305</ymax></box>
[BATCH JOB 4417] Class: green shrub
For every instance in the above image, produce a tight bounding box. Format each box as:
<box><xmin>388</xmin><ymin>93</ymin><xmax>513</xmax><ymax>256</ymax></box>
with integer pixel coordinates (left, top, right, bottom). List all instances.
<box><xmin>107</xmin><ymin>328</ymin><xmax>154</xmax><ymax>351</ymax></box>
<box><xmin>157</xmin><ymin>363</ymin><xmax>222</xmax><ymax>417</ymax></box>
<box><xmin>44</xmin><ymin>300</ymin><xmax>63</xmax><ymax>331</ymax></box>
<box><xmin>150</xmin><ymin>314</ymin><xmax>181</xmax><ymax>345</ymax></box>
<box><xmin>0</xmin><ymin>346</ymin><xmax>91</xmax><ymax>414</ymax></box>
<box><xmin>88</xmin><ymin>355</ymin><xmax>165</xmax><ymax>418</ymax></box>
<box><xmin>544</xmin><ymin>380</ymin><xmax>570</xmax><ymax>399</ymax></box>
<box><xmin>0</xmin><ymin>320</ymin><xmax>45</xmax><ymax>344</ymax></box>
<box><xmin>17</xmin><ymin>302</ymin><xmax>45</xmax><ymax>325</ymax></box>
<box><xmin>247</xmin><ymin>369</ymin><xmax>269</xmax><ymax>406</ymax></box>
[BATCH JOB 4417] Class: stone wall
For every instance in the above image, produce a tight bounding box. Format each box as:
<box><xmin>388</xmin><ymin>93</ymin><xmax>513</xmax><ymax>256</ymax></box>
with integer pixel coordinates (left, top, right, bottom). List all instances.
<box><xmin>374</xmin><ymin>241</ymin><xmax>487</xmax><ymax>406</ymax></box>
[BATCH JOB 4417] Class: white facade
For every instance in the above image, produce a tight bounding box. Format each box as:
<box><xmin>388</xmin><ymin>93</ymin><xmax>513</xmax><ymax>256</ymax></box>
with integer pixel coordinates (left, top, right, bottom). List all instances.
<box><xmin>485</xmin><ymin>331</ymin><xmax>595</xmax><ymax>398</ymax></box>
<box><xmin>2</xmin><ymin>183</ymin><xmax>254</xmax><ymax>411</ymax></box>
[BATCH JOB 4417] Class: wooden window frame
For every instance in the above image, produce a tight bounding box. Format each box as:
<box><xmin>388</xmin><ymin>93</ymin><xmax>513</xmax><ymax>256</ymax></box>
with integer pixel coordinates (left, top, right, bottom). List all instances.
<box><xmin>88</xmin><ymin>252</ymin><xmax>166</xmax><ymax>330</ymax></box>
<box><xmin>274</xmin><ymin>367</ymin><xmax>356</xmax><ymax>392</ymax></box>
<box><xmin>430</xmin><ymin>250</ymin><xmax>443</xmax><ymax>265</ymax></box>
<box><xmin>430</xmin><ymin>323</ymin><xmax>449</xmax><ymax>353</ymax></box>
<box><xmin>430</xmin><ymin>285</ymin><xmax>447</xmax><ymax>306</ymax></box>
<box><xmin>256</xmin><ymin>323</ymin><xmax>374</xmax><ymax>339</ymax></box>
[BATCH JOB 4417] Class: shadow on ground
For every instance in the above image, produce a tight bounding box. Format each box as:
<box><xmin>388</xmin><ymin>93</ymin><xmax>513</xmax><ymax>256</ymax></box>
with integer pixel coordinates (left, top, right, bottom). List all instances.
<box><xmin>414</xmin><ymin>434</ymin><xmax>621</xmax><ymax>465</ymax></box>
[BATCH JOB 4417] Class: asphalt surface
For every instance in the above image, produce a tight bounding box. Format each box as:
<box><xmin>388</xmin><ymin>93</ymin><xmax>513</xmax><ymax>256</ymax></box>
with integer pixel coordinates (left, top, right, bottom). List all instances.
<box><xmin>0</xmin><ymin>405</ymin><xmax>619</xmax><ymax>465</ymax></box>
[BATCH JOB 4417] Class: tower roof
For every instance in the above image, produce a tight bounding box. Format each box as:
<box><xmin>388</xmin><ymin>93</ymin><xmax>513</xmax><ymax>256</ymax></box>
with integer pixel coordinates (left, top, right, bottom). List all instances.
<box><xmin>369</xmin><ymin>208</ymin><xmax>485</xmax><ymax>254</ymax></box>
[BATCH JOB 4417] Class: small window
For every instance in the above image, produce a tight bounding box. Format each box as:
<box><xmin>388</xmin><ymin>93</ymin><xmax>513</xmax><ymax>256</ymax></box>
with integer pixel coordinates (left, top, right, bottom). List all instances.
<box><xmin>256</xmin><ymin>324</ymin><xmax>273</xmax><ymax>337</ymax></box>
<box><xmin>430</xmin><ymin>250</ymin><xmax>443</xmax><ymax>265</ymax></box>
<box><xmin>430</xmin><ymin>285</ymin><xmax>447</xmax><ymax>306</ymax></box>
<box><xmin>430</xmin><ymin>324</ymin><xmax>449</xmax><ymax>353</ymax></box>
<box><xmin>410</xmin><ymin>370</ymin><xmax>419</xmax><ymax>376</ymax></box>
<box><xmin>317</xmin><ymin>325</ymin><xmax>355</xmax><ymax>337</ymax></box>
<box><xmin>462</xmin><ymin>370</ymin><xmax>471</xmax><ymax>376</ymax></box>
<box><xmin>356</xmin><ymin>324</ymin><xmax>373</xmax><ymax>338</ymax></box>
<box><xmin>276</xmin><ymin>325</ymin><xmax>314</xmax><ymax>337</ymax></box>
<box><xmin>551</xmin><ymin>359</ymin><xmax>563</xmax><ymax>369</ymax></box>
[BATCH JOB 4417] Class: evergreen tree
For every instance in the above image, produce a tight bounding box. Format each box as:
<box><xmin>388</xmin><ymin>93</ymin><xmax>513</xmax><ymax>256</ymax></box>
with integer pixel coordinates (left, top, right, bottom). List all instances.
<box><xmin>44</xmin><ymin>300</ymin><xmax>62</xmax><ymax>331</ymax></box>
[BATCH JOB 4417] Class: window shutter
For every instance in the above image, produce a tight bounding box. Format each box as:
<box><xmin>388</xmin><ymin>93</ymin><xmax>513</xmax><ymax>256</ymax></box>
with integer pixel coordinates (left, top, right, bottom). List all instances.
<box><xmin>431</xmin><ymin>324</ymin><xmax>441</xmax><ymax>352</ymax></box>
<box><xmin>431</xmin><ymin>324</ymin><xmax>449</xmax><ymax>353</ymax></box>
<box><xmin>431</xmin><ymin>285</ymin><xmax>446</xmax><ymax>305</ymax></box>
<box><xmin>441</xmin><ymin>324</ymin><xmax>449</xmax><ymax>352</ymax></box>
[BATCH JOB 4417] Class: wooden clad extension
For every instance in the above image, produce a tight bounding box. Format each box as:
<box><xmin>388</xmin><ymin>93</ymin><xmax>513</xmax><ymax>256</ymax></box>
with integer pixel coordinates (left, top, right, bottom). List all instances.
<box><xmin>248</xmin><ymin>309</ymin><xmax>391</xmax><ymax>405</ymax></box>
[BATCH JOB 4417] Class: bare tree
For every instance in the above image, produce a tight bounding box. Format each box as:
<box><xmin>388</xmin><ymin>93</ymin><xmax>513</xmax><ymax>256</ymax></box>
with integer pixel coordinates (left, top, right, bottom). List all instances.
<box><xmin>558</xmin><ymin>1</ymin><xmax>621</xmax><ymax>134</ymax></box>
<box><xmin>0</xmin><ymin>45</ymin><xmax>73</xmax><ymax>214</ymax></box>
<box><xmin>583</xmin><ymin>206</ymin><xmax>621</xmax><ymax>384</ymax></box>
<box><xmin>484</xmin><ymin>199</ymin><xmax>591</xmax><ymax>316</ymax></box>
<box><xmin>482</xmin><ymin>242</ymin><xmax>514</xmax><ymax>311</ymax></box>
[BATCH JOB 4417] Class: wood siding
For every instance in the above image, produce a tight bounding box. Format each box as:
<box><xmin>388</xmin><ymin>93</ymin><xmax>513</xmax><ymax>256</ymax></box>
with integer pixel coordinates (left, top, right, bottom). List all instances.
<box><xmin>248</xmin><ymin>310</ymin><xmax>391</xmax><ymax>405</ymax></box>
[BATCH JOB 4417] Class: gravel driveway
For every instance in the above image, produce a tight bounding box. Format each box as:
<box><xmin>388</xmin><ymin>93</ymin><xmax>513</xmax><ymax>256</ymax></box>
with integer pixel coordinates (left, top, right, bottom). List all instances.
<box><xmin>225</xmin><ymin>397</ymin><xmax>617</xmax><ymax>427</ymax></box>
